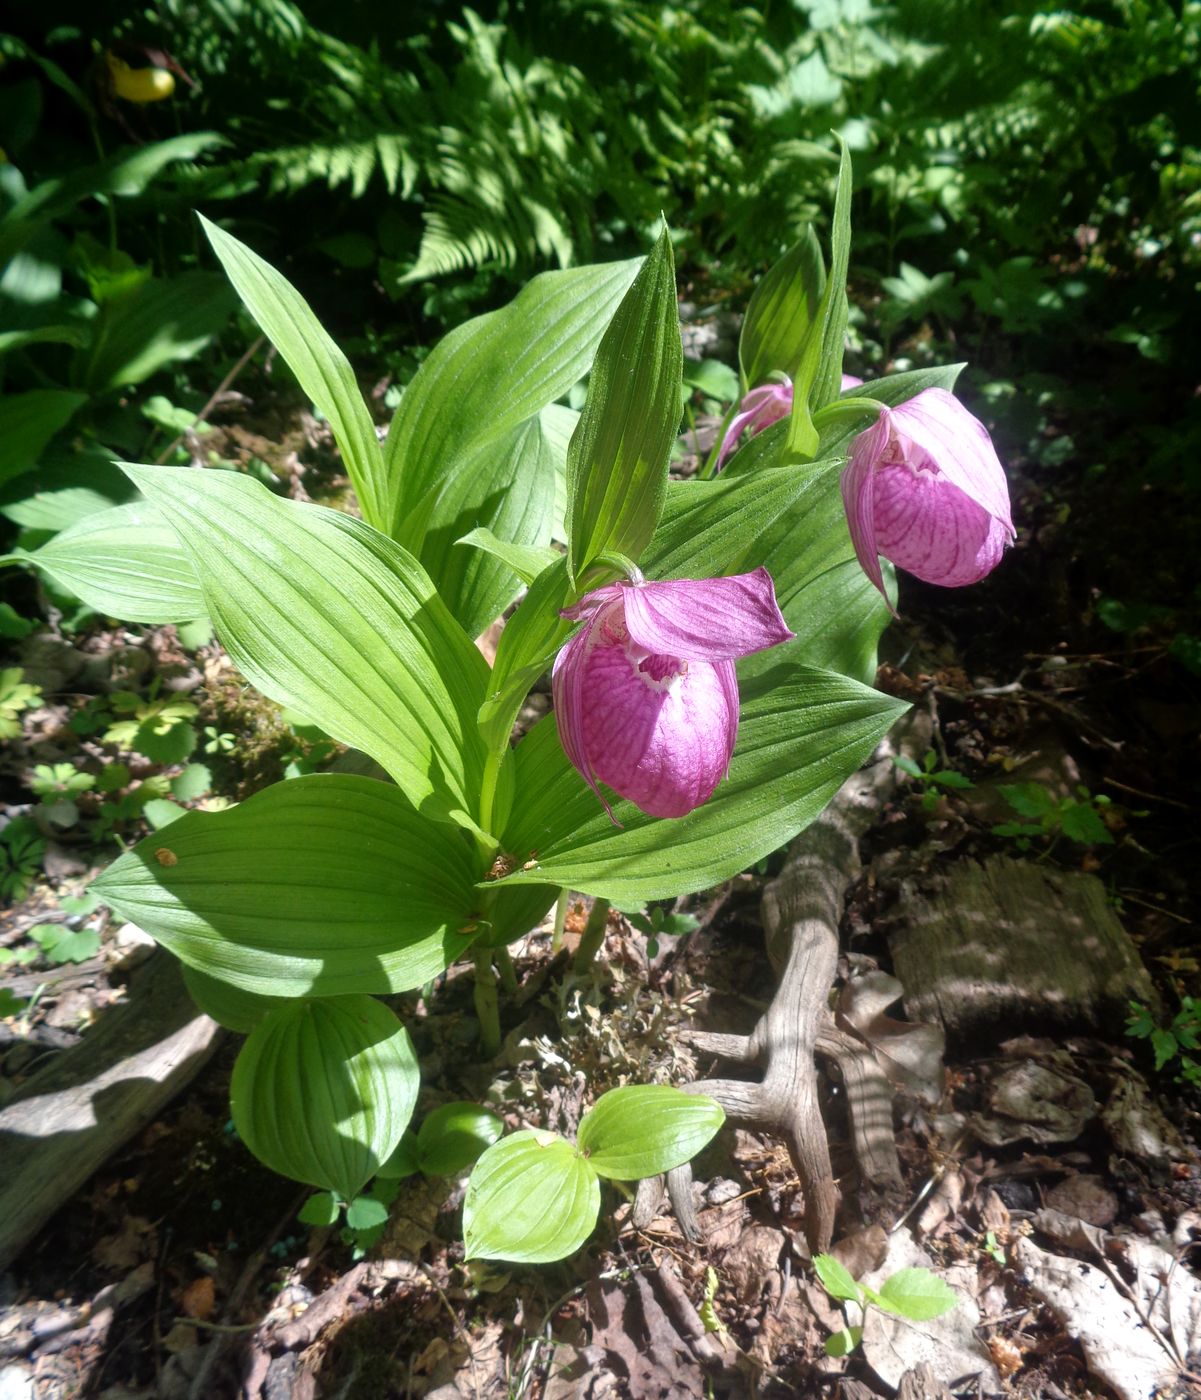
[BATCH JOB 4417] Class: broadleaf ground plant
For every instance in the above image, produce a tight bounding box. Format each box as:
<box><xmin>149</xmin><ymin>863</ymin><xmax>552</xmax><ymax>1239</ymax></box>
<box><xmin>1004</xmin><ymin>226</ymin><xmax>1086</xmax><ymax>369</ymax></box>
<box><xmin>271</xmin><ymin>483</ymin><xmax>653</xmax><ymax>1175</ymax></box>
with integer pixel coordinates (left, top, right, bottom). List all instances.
<box><xmin>88</xmin><ymin>149</ymin><xmax>1013</xmax><ymax>1263</ymax></box>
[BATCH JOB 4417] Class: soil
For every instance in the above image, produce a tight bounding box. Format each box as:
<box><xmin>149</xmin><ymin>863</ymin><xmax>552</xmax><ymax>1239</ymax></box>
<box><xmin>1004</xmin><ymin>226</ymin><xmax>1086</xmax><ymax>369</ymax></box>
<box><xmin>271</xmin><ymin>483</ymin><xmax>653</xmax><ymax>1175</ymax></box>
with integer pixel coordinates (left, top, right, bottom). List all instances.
<box><xmin>1</xmin><ymin>354</ymin><xmax>1199</xmax><ymax>1399</ymax></box>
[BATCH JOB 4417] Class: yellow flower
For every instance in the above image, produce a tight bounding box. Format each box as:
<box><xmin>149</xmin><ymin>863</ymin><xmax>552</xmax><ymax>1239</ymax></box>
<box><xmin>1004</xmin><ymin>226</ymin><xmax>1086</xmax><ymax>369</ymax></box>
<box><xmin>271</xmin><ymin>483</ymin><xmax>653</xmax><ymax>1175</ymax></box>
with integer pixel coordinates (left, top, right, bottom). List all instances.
<box><xmin>106</xmin><ymin>52</ymin><xmax>175</xmax><ymax>103</ymax></box>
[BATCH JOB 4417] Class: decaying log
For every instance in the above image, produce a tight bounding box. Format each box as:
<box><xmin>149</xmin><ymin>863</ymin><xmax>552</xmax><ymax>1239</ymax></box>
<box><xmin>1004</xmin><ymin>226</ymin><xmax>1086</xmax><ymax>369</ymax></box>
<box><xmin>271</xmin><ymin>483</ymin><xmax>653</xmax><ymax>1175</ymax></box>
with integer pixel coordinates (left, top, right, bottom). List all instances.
<box><xmin>890</xmin><ymin>854</ymin><xmax>1160</xmax><ymax>1038</ymax></box>
<box><xmin>0</xmin><ymin>951</ymin><xmax>222</xmax><ymax>1270</ymax></box>
<box><xmin>661</xmin><ymin>735</ymin><xmax>914</xmax><ymax>1251</ymax></box>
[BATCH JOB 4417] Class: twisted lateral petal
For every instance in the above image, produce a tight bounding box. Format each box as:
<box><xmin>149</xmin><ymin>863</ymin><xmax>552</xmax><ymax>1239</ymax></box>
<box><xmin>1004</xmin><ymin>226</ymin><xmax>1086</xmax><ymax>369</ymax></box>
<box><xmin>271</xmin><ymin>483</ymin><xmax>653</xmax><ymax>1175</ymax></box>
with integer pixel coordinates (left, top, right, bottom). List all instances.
<box><xmin>715</xmin><ymin>381</ymin><xmax>793</xmax><ymax>470</ymax></box>
<box><xmin>581</xmin><ymin>646</ymin><xmax>740</xmax><ymax>819</ymax></box>
<box><xmin>551</xmin><ymin>606</ymin><xmax>613</xmax><ymax>815</ymax></box>
<box><xmin>840</xmin><ymin>411</ymin><xmax>892</xmax><ymax>603</ymax></box>
<box><xmin>622</xmin><ymin>567</ymin><xmax>794</xmax><ymax>661</ymax></box>
<box><xmin>891</xmin><ymin>388</ymin><xmax>1014</xmax><ymax>535</ymax></box>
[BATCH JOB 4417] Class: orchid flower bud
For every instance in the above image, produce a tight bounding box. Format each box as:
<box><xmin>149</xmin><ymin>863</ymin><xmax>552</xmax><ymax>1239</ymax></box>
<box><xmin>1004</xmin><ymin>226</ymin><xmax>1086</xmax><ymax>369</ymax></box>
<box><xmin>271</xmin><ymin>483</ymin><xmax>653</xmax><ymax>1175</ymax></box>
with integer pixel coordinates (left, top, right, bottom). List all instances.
<box><xmin>552</xmin><ymin>568</ymin><xmax>794</xmax><ymax>819</ymax></box>
<box><xmin>840</xmin><ymin>388</ymin><xmax>1015</xmax><ymax>603</ymax></box>
<box><xmin>716</xmin><ymin>374</ymin><xmax>863</xmax><ymax>470</ymax></box>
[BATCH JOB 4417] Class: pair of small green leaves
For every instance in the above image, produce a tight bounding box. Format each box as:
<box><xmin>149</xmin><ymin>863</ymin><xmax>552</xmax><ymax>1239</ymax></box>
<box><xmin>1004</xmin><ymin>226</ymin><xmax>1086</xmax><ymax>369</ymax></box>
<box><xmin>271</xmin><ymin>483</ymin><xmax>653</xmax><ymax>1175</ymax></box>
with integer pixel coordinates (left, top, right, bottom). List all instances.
<box><xmin>379</xmin><ymin>1101</ymin><xmax>504</xmax><ymax>1181</ymax></box>
<box><xmin>812</xmin><ymin>1253</ymin><xmax>957</xmax><ymax>1357</ymax></box>
<box><xmin>463</xmin><ymin>1085</ymin><xmax>723</xmax><ymax>1264</ymax></box>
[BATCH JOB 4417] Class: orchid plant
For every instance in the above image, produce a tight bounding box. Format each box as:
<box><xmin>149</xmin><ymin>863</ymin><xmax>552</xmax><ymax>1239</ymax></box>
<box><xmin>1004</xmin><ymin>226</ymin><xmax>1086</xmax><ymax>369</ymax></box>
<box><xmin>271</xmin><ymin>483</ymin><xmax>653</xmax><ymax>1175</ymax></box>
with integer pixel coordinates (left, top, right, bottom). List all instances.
<box><xmin>11</xmin><ymin>147</ymin><xmax>1012</xmax><ymax>1262</ymax></box>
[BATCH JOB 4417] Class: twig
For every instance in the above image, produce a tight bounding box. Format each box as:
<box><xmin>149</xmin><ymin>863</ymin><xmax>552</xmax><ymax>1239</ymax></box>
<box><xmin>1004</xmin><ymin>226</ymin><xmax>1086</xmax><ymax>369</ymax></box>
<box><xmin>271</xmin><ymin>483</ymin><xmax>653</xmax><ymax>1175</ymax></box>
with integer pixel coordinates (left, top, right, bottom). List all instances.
<box><xmin>155</xmin><ymin>335</ymin><xmax>266</xmax><ymax>465</ymax></box>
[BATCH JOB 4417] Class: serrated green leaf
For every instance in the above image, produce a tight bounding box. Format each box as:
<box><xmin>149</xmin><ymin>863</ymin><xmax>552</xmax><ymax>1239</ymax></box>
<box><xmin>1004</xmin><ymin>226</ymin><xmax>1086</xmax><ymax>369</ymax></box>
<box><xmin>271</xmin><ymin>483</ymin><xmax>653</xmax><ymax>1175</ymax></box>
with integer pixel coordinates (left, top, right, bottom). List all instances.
<box><xmin>1058</xmin><ymin>800</ymin><xmax>1112</xmax><ymax>845</ymax></box>
<box><xmin>231</xmin><ymin>995</ymin><xmax>419</xmax><ymax>1200</ymax></box>
<box><xmin>171</xmin><ymin>763</ymin><xmax>212</xmax><ymax>803</ymax></box>
<box><xmin>199</xmin><ymin>216</ymin><xmax>388</xmax><ymax>531</ymax></box>
<box><xmin>417</xmin><ymin>1102</ymin><xmax>505</xmax><ymax>1177</ymax></box>
<box><xmin>122</xmin><ymin>466</ymin><xmax>489</xmax><ymax>829</ymax></box>
<box><xmin>29</xmin><ymin>923</ymin><xmax>100</xmax><ymax>964</ymax></box>
<box><xmin>812</xmin><ymin>1254</ymin><xmax>862</xmax><ymax>1304</ymax></box>
<box><xmin>463</xmin><ymin>1129</ymin><xmax>599</xmax><ymax>1264</ymax></box>
<box><xmin>577</xmin><ymin>1086</ymin><xmax>723</xmax><ymax>1181</ymax></box>
<box><xmin>494</xmin><ymin>664</ymin><xmax>907</xmax><ymax>904</ymax></box>
<box><xmin>875</xmin><ymin>1268</ymin><xmax>958</xmax><ymax>1321</ymax></box>
<box><xmin>384</xmin><ymin>258</ymin><xmax>641</xmax><ymax>542</ymax></box>
<box><xmin>298</xmin><ymin>1191</ymin><xmax>341</xmax><ymax>1227</ymax></box>
<box><xmin>91</xmin><ymin>774</ymin><xmax>482</xmax><ymax>998</ymax></box>
<box><xmin>566</xmin><ymin>227</ymin><xmax>681</xmax><ymax>582</ymax></box>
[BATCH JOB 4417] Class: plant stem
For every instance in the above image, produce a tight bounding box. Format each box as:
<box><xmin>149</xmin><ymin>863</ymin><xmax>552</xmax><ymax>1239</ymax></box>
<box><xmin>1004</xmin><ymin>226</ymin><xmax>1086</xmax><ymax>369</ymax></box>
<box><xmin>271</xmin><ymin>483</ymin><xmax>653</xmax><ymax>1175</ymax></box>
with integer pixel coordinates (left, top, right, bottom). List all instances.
<box><xmin>473</xmin><ymin>950</ymin><xmax>501</xmax><ymax>1054</ymax></box>
<box><xmin>495</xmin><ymin>944</ymin><xmax>518</xmax><ymax>996</ymax></box>
<box><xmin>572</xmin><ymin>898</ymin><xmax>611</xmax><ymax>973</ymax></box>
<box><xmin>550</xmin><ymin>887</ymin><xmax>569</xmax><ymax>954</ymax></box>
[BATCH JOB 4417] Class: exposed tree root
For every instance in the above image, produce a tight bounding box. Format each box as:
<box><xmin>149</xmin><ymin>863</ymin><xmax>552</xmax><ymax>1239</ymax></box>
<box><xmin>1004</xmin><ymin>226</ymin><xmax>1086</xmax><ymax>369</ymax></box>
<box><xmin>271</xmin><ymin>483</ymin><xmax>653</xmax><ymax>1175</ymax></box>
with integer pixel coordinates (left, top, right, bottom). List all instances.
<box><xmin>640</xmin><ymin>727</ymin><xmax>922</xmax><ymax>1251</ymax></box>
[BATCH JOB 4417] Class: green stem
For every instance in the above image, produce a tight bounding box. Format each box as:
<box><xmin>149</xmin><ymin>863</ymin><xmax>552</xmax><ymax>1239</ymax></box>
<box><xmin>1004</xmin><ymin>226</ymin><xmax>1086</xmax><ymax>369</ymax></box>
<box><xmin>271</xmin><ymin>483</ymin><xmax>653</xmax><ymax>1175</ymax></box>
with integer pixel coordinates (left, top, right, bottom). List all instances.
<box><xmin>572</xmin><ymin>897</ymin><xmax>611</xmax><ymax>973</ymax></box>
<box><xmin>810</xmin><ymin>396</ymin><xmax>887</xmax><ymax>435</ymax></box>
<box><xmin>473</xmin><ymin>949</ymin><xmax>501</xmax><ymax>1054</ymax></box>
<box><xmin>478</xmin><ymin>749</ymin><xmax>502</xmax><ymax>840</ymax></box>
<box><xmin>698</xmin><ymin>399</ymin><xmax>740</xmax><ymax>480</ymax></box>
<box><xmin>550</xmin><ymin>887</ymin><xmax>569</xmax><ymax>955</ymax></box>
<box><xmin>495</xmin><ymin>944</ymin><xmax>518</xmax><ymax>996</ymax></box>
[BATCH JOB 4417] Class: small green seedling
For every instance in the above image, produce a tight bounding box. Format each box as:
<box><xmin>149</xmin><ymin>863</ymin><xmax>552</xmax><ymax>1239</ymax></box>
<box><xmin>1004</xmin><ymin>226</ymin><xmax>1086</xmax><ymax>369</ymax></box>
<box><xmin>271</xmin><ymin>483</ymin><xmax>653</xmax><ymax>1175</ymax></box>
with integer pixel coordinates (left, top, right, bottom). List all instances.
<box><xmin>203</xmin><ymin>725</ymin><xmax>236</xmax><ymax>755</ymax></box>
<box><xmin>894</xmin><ymin>750</ymin><xmax>974</xmax><ymax>810</ymax></box>
<box><xmin>983</xmin><ymin>1231</ymin><xmax>1006</xmax><ymax>1266</ymax></box>
<box><xmin>297</xmin><ymin>1178</ymin><xmax>400</xmax><ymax>1259</ymax></box>
<box><xmin>0</xmin><ymin>668</ymin><xmax>42</xmax><ymax>739</ymax></box>
<box><xmin>0</xmin><ymin>818</ymin><xmax>46</xmax><ymax>902</ymax></box>
<box><xmin>30</xmin><ymin>762</ymin><xmax>97</xmax><ymax>831</ymax></box>
<box><xmin>812</xmin><ymin>1253</ymin><xmax>957</xmax><ymax>1357</ymax></box>
<box><xmin>620</xmin><ymin>904</ymin><xmax>701</xmax><ymax>959</ymax></box>
<box><xmin>102</xmin><ymin>684</ymin><xmax>198</xmax><ymax>764</ymax></box>
<box><xmin>698</xmin><ymin>1266</ymin><xmax>727</xmax><ymax>1335</ymax></box>
<box><xmin>1126</xmin><ymin>997</ymin><xmax>1201</xmax><ymax>1086</ymax></box>
<box><xmin>991</xmin><ymin>781</ymin><xmax>1114</xmax><ymax>850</ymax></box>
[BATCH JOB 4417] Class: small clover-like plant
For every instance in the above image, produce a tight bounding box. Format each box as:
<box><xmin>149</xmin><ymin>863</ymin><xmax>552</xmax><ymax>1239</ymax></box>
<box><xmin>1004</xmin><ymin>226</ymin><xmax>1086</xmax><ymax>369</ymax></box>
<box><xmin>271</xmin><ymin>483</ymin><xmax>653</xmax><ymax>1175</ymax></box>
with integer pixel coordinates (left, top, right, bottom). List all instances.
<box><xmin>894</xmin><ymin>750</ymin><xmax>974</xmax><ymax>810</ymax></box>
<box><xmin>1126</xmin><ymin>997</ymin><xmax>1201</xmax><ymax>1086</ymax></box>
<box><xmin>463</xmin><ymin>1085</ymin><xmax>724</xmax><ymax>1264</ymax></box>
<box><xmin>0</xmin><ymin>668</ymin><xmax>42</xmax><ymax>739</ymax></box>
<box><xmin>991</xmin><ymin>781</ymin><xmax>1114</xmax><ymax>851</ymax></box>
<box><xmin>618</xmin><ymin>903</ymin><xmax>701</xmax><ymax>959</ymax></box>
<box><xmin>812</xmin><ymin>1253</ymin><xmax>957</xmax><ymax>1357</ymax></box>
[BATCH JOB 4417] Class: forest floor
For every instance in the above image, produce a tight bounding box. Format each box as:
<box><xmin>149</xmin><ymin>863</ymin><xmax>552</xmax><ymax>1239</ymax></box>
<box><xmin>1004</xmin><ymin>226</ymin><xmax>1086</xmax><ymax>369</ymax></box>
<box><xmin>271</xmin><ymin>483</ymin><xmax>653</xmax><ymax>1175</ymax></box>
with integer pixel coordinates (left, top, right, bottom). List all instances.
<box><xmin>1</xmin><ymin>354</ymin><xmax>1199</xmax><ymax>1400</ymax></box>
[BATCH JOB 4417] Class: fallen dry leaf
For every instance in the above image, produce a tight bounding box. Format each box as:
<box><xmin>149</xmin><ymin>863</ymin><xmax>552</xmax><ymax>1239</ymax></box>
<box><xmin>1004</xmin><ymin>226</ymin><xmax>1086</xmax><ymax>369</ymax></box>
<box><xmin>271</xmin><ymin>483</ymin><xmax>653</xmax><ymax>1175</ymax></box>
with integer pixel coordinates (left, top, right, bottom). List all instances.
<box><xmin>178</xmin><ymin>1276</ymin><xmax>215</xmax><ymax>1322</ymax></box>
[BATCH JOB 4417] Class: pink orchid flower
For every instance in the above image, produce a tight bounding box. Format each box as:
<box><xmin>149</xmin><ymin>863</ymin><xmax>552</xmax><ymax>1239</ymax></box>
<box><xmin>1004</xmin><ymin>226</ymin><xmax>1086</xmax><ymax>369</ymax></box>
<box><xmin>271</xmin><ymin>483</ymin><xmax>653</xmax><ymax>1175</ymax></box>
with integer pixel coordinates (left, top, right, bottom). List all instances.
<box><xmin>715</xmin><ymin>373</ymin><xmax>864</xmax><ymax>470</ymax></box>
<box><xmin>552</xmin><ymin>568</ymin><xmax>794</xmax><ymax>819</ymax></box>
<box><xmin>840</xmin><ymin>388</ymin><xmax>1015</xmax><ymax>602</ymax></box>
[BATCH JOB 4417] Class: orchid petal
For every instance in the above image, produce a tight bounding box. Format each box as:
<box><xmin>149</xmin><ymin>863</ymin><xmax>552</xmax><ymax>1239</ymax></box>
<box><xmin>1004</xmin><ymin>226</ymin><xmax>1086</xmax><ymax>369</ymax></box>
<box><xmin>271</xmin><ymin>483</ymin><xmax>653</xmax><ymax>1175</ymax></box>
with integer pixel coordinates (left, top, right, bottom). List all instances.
<box><xmin>715</xmin><ymin>382</ymin><xmax>792</xmax><ymax>470</ymax></box>
<box><xmin>560</xmin><ymin>582</ymin><xmax>623</xmax><ymax>622</ymax></box>
<box><xmin>581</xmin><ymin>646</ymin><xmax>738</xmax><ymax>818</ymax></box>
<box><xmin>840</xmin><ymin>373</ymin><xmax>863</xmax><ymax>391</ymax></box>
<box><xmin>551</xmin><ymin>607</ymin><xmax>615</xmax><ymax>819</ymax></box>
<box><xmin>622</xmin><ymin>567</ymin><xmax>794</xmax><ymax>661</ymax></box>
<box><xmin>839</xmin><ymin>412</ymin><xmax>892</xmax><ymax>605</ymax></box>
<box><xmin>872</xmin><ymin>465</ymin><xmax>1010</xmax><ymax>587</ymax></box>
<box><xmin>890</xmin><ymin>389</ymin><xmax>1014</xmax><ymax>537</ymax></box>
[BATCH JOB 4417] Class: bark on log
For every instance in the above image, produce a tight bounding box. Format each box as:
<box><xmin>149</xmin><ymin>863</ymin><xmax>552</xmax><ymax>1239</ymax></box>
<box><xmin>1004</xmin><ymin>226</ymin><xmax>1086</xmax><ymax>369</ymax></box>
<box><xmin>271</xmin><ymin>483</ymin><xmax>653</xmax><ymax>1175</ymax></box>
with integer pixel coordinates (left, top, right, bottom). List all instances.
<box><xmin>0</xmin><ymin>951</ymin><xmax>222</xmax><ymax>1269</ymax></box>
<box><xmin>889</xmin><ymin>854</ymin><xmax>1160</xmax><ymax>1038</ymax></box>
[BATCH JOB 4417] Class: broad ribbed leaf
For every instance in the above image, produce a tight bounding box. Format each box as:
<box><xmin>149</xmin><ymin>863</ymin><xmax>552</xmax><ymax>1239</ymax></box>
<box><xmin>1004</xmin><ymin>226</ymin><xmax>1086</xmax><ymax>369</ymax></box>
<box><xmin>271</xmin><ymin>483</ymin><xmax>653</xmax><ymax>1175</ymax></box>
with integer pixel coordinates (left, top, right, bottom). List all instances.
<box><xmin>385</xmin><ymin>258</ymin><xmax>640</xmax><ymax>539</ymax></box>
<box><xmin>199</xmin><ymin>217</ymin><xmax>389</xmax><ymax>530</ymax></box>
<box><xmin>424</xmin><ymin>415</ymin><xmax>558</xmax><ymax>637</ymax></box>
<box><xmin>0</xmin><ymin>390</ymin><xmax>86</xmax><ymax>487</ymax></box>
<box><xmin>91</xmin><ymin>774</ymin><xmax>481</xmax><ymax>997</ymax></box>
<box><xmin>182</xmin><ymin>964</ymin><xmax>288</xmax><ymax>1033</ymax></box>
<box><xmin>124</xmin><ymin>465</ymin><xmax>489</xmax><ymax>827</ymax></box>
<box><xmin>0</xmin><ymin>453</ymin><xmax>133</xmax><ymax>531</ymax></box>
<box><xmin>463</xmin><ymin>1130</ymin><xmax>599</xmax><ymax>1263</ymax></box>
<box><xmin>417</xmin><ymin>1101</ymin><xmax>504</xmax><ymax>1177</ymax></box>
<box><xmin>231</xmin><ymin>995</ymin><xmax>419</xmax><ymax>1199</ymax></box>
<box><xmin>456</xmin><ymin>528</ymin><xmax>559</xmax><ymax>588</ymax></box>
<box><xmin>740</xmin><ymin>226</ymin><xmax>826</xmax><ymax>388</ymax></box>
<box><xmin>12</xmin><ymin>501</ymin><xmax>203</xmax><ymax>623</ymax></box>
<box><xmin>566</xmin><ymin>226</ymin><xmax>682</xmax><ymax>582</ymax></box>
<box><xmin>78</xmin><ymin>273</ymin><xmax>236</xmax><ymax>392</ymax></box>
<box><xmin>493</xmin><ymin>664</ymin><xmax>907</xmax><ymax>904</ymax></box>
<box><xmin>578</xmin><ymin>1086</ymin><xmax>723</xmax><ymax>1181</ymax></box>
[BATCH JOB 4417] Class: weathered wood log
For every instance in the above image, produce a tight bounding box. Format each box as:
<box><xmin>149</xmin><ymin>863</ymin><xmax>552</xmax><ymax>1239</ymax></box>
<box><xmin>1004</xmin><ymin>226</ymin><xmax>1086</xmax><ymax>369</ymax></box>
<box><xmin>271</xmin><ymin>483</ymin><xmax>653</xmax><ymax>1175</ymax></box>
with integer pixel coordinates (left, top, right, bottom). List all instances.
<box><xmin>889</xmin><ymin>854</ymin><xmax>1160</xmax><ymax>1038</ymax></box>
<box><xmin>0</xmin><ymin>951</ymin><xmax>223</xmax><ymax>1270</ymax></box>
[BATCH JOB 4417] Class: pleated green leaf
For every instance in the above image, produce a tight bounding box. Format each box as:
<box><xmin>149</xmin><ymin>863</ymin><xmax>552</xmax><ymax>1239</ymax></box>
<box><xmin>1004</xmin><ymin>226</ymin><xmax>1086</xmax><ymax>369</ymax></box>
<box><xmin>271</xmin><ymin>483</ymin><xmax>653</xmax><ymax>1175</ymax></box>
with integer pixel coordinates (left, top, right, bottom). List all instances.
<box><xmin>494</xmin><ymin>664</ymin><xmax>907</xmax><ymax>904</ymax></box>
<box><xmin>739</xmin><ymin>226</ymin><xmax>826</xmax><ymax>389</ymax></box>
<box><xmin>578</xmin><ymin>1086</ymin><xmax>724</xmax><ymax>1181</ymax></box>
<box><xmin>231</xmin><ymin>995</ymin><xmax>419</xmax><ymax>1200</ymax></box>
<box><xmin>91</xmin><ymin>774</ymin><xmax>482</xmax><ymax>997</ymax></box>
<box><xmin>463</xmin><ymin>1129</ymin><xmax>599</xmax><ymax>1263</ymax></box>
<box><xmin>385</xmin><ymin>258</ymin><xmax>641</xmax><ymax>541</ymax></box>
<box><xmin>181</xmin><ymin>964</ymin><xmax>288</xmax><ymax>1033</ymax></box>
<box><xmin>123</xmin><ymin>465</ymin><xmax>489</xmax><ymax>828</ymax></box>
<box><xmin>417</xmin><ymin>1101</ymin><xmax>504</xmax><ymax>1177</ymax></box>
<box><xmin>199</xmin><ymin>216</ymin><xmax>389</xmax><ymax>531</ymax></box>
<box><xmin>566</xmin><ymin>226</ymin><xmax>682</xmax><ymax>582</ymax></box>
<box><xmin>12</xmin><ymin>501</ymin><xmax>204</xmax><ymax>623</ymax></box>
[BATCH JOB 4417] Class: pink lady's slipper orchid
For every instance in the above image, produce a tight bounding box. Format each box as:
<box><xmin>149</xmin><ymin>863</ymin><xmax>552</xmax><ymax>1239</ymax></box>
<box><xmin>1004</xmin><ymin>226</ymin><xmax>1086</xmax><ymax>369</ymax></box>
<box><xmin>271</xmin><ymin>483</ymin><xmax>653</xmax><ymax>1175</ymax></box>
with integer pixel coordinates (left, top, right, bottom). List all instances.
<box><xmin>552</xmin><ymin>568</ymin><xmax>794</xmax><ymax>819</ymax></box>
<box><xmin>840</xmin><ymin>387</ymin><xmax>1015</xmax><ymax>602</ymax></box>
<box><xmin>716</xmin><ymin>374</ymin><xmax>865</xmax><ymax>470</ymax></box>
